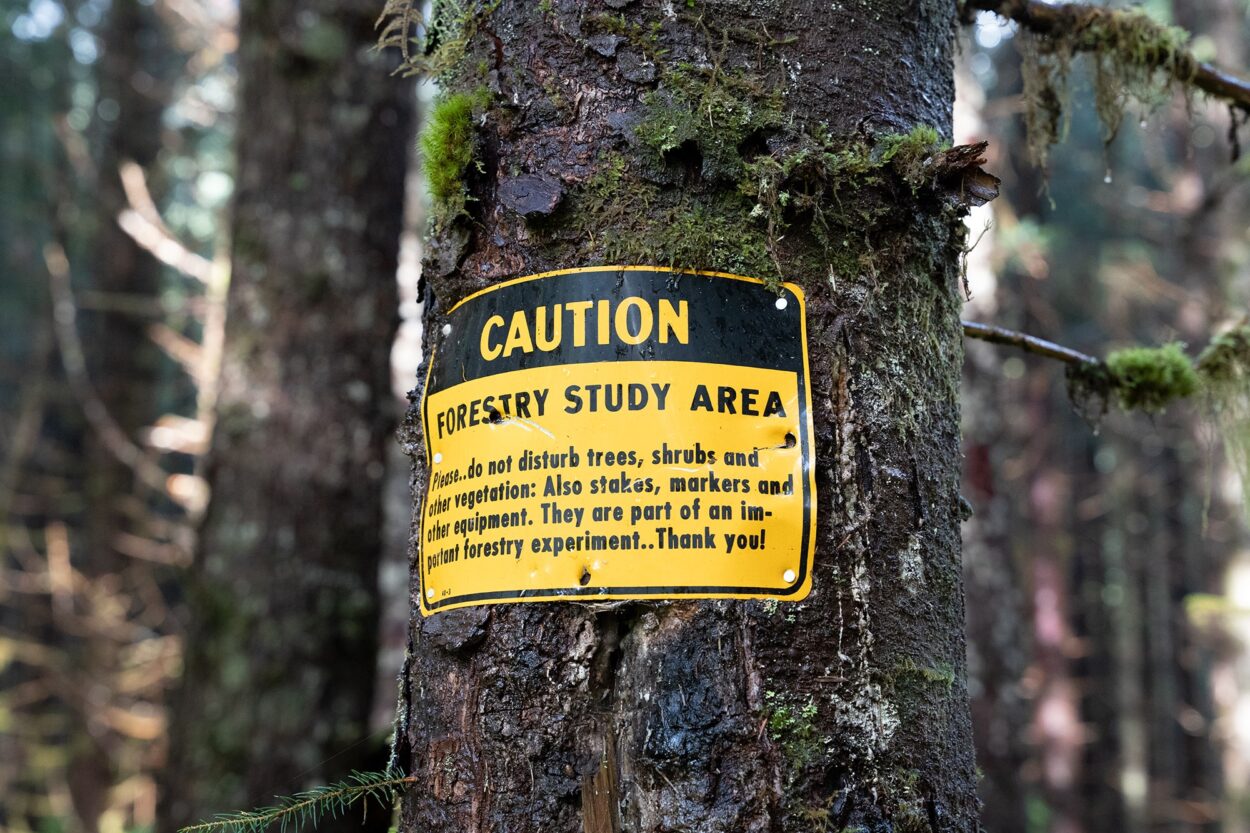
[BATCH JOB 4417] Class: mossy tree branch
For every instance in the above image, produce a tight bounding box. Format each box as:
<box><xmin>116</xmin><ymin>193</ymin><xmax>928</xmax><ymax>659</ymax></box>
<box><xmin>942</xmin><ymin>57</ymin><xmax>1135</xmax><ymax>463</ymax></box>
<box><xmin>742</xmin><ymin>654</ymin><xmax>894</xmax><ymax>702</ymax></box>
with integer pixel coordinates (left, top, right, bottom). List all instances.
<box><xmin>963</xmin><ymin>320</ymin><xmax>1250</xmax><ymax>414</ymax></box>
<box><xmin>966</xmin><ymin>0</ymin><xmax>1250</xmax><ymax>111</ymax></box>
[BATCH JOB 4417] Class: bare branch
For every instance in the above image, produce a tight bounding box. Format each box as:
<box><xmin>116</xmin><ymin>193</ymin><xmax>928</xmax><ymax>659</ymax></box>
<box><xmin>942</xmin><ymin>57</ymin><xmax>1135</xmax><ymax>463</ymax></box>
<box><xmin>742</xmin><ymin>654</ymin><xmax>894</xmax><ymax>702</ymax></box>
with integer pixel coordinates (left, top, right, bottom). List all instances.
<box><xmin>962</xmin><ymin>320</ymin><xmax>1099</xmax><ymax>366</ymax></box>
<box><xmin>0</xmin><ymin>323</ymin><xmax>53</xmax><ymax>556</ymax></box>
<box><xmin>44</xmin><ymin>242</ymin><xmax>173</xmax><ymax>498</ymax></box>
<box><xmin>117</xmin><ymin>161</ymin><xmax>214</xmax><ymax>282</ymax></box>
<box><xmin>117</xmin><ymin>210</ymin><xmax>214</xmax><ymax>283</ymax></box>
<box><xmin>148</xmin><ymin>322</ymin><xmax>203</xmax><ymax>376</ymax></box>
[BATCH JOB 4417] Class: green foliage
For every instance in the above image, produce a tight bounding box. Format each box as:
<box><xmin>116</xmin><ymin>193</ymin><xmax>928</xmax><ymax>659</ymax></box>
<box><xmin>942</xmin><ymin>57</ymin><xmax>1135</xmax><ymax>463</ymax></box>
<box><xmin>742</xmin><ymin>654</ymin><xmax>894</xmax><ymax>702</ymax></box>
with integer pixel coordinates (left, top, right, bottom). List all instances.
<box><xmin>420</xmin><ymin>88</ymin><xmax>490</xmax><ymax>226</ymax></box>
<box><xmin>764</xmin><ymin>691</ymin><xmax>822</xmax><ymax>775</ymax></box>
<box><xmin>1104</xmin><ymin>342</ymin><xmax>1199</xmax><ymax>412</ymax></box>
<box><xmin>376</xmin><ymin>0</ymin><xmax>501</xmax><ymax>78</ymax></box>
<box><xmin>178</xmin><ymin>770</ymin><xmax>412</xmax><ymax>833</ymax></box>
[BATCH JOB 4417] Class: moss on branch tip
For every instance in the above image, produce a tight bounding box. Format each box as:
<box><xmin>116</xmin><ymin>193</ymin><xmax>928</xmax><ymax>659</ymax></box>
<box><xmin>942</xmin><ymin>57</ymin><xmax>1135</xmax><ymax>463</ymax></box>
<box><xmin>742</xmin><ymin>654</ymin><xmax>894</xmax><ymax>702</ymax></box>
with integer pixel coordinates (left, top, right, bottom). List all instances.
<box><xmin>1065</xmin><ymin>341</ymin><xmax>1199</xmax><ymax>415</ymax></box>
<box><xmin>1104</xmin><ymin>343</ymin><xmax>1200</xmax><ymax>412</ymax></box>
<box><xmin>1197</xmin><ymin>325</ymin><xmax>1250</xmax><ymax>386</ymax></box>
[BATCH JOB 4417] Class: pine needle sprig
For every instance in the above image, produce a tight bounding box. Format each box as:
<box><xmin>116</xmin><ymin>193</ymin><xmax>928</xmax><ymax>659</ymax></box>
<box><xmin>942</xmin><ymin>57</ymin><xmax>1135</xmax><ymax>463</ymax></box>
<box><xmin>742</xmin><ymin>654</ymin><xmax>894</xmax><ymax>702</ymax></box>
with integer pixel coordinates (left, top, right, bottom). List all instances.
<box><xmin>178</xmin><ymin>769</ymin><xmax>417</xmax><ymax>833</ymax></box>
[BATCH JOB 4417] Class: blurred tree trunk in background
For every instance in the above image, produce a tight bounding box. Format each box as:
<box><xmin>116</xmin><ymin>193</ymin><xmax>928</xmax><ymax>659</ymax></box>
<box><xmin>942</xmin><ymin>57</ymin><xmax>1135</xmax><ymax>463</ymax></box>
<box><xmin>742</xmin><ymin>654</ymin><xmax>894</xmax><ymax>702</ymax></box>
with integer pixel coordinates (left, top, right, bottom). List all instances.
<box><xmin>959</xmin><ymin>39</ymin><xmax>1048</xmax><ymax>833</ymax></box>
<box><xmin>87</xmin><ymin>0</ymin><xmax>169</xmax><ymax>529</ymax></box>
<box><xmin>157</xmin><ymin>0</ymin><xmax>415</xmax><ymax>826</ymax></box>
<box><xmin>960</xmin><ymin>1</ymin><xmax>1250</xmax><ymax>829</ymax></box>
<box><xmin>64</xmin><ymin>1</ymin><xmax>174</xmax><ymax>826</ymax></box>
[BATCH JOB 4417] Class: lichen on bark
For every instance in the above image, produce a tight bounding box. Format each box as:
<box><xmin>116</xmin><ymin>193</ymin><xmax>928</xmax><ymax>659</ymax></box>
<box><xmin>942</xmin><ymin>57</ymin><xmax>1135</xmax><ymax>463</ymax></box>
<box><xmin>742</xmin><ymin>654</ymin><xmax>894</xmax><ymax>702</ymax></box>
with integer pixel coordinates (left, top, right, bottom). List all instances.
<box><xmin>1010</xmin><ymin>4</ymin><xmax>1200</xmax><ymax>166</ymax></box>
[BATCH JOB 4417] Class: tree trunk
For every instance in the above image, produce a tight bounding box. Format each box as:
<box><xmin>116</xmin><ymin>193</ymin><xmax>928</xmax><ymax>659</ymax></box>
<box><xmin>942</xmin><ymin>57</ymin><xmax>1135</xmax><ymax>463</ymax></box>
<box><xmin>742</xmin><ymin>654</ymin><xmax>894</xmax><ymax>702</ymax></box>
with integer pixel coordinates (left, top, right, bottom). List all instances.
<box><xmin>157</xmin><ymin>0</ymin><xmax>415</xmax><ymax>827</ymax></box>
<box><xmin>68</xmin><ymin>2</ymin><xmax>174</xmax><ymax>828</ymax></box>
<box><xmin>398</xmin><ymin>3</ymin><xmax>978</xmax><ymax>831</ymax></box>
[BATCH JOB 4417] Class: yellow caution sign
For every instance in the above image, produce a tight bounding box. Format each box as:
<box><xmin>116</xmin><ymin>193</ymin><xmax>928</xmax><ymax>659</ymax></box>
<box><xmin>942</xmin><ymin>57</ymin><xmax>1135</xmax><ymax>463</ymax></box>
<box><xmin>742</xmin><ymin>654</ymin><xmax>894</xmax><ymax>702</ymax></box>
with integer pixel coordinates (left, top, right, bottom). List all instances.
<box><xmin>419</xmin><ymin>267</ymin><xmax>815</xmax><ymax>614</ymax></box>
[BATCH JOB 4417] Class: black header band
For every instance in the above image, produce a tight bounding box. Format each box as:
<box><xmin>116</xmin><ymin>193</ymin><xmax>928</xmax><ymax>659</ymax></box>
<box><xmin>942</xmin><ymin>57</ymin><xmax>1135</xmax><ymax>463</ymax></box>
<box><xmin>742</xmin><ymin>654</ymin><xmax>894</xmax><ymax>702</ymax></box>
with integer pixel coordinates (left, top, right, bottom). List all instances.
<box><xmin>427</xmin><ymin>267</ymin><xmax>804</xmax><ymax>395</ymax></box>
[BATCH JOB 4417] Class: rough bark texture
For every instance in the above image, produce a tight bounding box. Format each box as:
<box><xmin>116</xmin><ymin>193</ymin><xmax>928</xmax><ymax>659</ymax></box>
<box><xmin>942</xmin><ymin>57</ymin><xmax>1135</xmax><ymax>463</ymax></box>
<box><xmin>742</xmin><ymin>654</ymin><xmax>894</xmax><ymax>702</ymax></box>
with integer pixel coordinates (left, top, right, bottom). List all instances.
<box><xmin>399</xmin><ymin>2</ymin><xmax>978</xmax><ymax>831</ymax></box>
<box><xmin>157</xmin><ymin>0</ymin><xmax>414</xmax><ymax>827</ymax></box>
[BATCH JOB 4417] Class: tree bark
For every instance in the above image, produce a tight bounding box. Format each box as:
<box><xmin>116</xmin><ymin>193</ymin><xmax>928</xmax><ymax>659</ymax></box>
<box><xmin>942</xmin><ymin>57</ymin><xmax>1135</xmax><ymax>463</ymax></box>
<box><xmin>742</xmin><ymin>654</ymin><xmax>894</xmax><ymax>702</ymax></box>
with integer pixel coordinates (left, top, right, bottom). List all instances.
<box><xmin>399</xmin><ymin>2</ymin><xmax>978</xmax><ymax>831</ymax></box>
<box><xmin>157</xmin><ymin>0</ymin><xmax>415</xmax><ymax>827</ymax></box>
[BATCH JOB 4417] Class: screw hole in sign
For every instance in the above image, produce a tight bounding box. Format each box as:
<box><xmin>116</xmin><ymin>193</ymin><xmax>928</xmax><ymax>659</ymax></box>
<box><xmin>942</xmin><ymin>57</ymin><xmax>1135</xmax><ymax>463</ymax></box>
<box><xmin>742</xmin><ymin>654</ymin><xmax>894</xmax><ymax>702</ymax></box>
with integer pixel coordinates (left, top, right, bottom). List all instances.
<box><xmin>784</xmin><ymin>433</ymin><xmax>796</xmax><ymax>448</ymax></box>
<box><xmin>579</xmin><ymin>569</ymin><xmax>592</xmax><ymax>586</ymax></box>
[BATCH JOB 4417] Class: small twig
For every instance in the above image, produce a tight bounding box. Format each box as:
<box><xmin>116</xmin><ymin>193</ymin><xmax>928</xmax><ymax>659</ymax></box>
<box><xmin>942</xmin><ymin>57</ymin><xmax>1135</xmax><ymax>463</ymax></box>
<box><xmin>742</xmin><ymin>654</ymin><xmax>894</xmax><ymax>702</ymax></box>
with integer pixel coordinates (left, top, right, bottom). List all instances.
<box><xmin>118</xmin><ymin>209</ymin><xmax>215</xmax><ymax>283</ymax></box>
<box><xmin>962</xmin><ymin>320</ymin><xmax>1099</xmax><ymax>366</ymax></box>
<box><xmin>967</xmin><ymin>0</ymin><xmax>1250</xmax><ymax>112</ymax></box>
<box><xmin>148</xmin><ymin>322</ymin><xmax>203</xmax><ymax>375</ymax></box>
<box><xmin>118</xmin><ymin>160</ymin><xmax>214</xmax><ymax>282</ymax></box>
<box><xmin>0</xmin><ymin>321</ymin><xmax>53</xmax><ymax>556</ymax></box>
<box><xmin>178</xmin><ymin>772</ymin><xmax>417</xmax><ymax>833</ymax></box>
<box><xmin>44</xmin><ymin>241</ymin><xmax>172</xmax><ymax>497</ymax></box>
<box><xmin>188</xmin><ymin>245</ymin><xmax>231</xmax><ymax>521</ymax></box>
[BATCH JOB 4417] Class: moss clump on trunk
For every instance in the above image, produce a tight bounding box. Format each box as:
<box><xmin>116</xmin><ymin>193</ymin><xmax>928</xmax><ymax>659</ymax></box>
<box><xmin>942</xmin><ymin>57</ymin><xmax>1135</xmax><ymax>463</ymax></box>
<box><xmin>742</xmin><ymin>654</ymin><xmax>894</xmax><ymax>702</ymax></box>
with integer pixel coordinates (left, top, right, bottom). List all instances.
<box><xmin>420</xmin><ymin>88</ymin><xmax>490</xmax><ymax>228</ymax></box>
<box><xmin>634</xmin><ymin>64</ymin><xmax>785</xmax><ymax>182</ymax></box>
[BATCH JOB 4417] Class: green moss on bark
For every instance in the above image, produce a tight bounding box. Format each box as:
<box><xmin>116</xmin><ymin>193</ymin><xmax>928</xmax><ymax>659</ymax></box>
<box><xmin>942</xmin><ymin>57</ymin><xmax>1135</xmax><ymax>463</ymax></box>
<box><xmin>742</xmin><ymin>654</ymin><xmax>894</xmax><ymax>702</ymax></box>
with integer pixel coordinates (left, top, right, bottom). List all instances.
<box><xmin>559</xmin><ymin>153</ymin><xmax>780</xmax><ymax>285</ymax></box>
<box><xmin>420</xmin><ymin>87</ymin><xmax>490</xmax><ymax>228</ymax></box>
<box><xmin>635</xmin><ymin>64</ymin><xmax>785</xmax><ymax>182</ymax></box>
<box><xmin>765</xmin><ymin>691</ymin><xmax>821</xmax><ymax>770</ymax></box>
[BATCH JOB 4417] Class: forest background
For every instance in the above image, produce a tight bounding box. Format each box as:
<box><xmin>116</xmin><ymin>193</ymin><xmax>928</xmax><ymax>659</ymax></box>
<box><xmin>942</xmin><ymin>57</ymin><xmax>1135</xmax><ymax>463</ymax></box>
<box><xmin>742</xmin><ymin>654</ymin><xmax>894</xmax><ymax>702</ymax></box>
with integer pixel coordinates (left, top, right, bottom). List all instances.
<box><xmin>4</xmin><ymin>0</ymin><xmax>1250</xmax><ymax>831</ymax></box>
